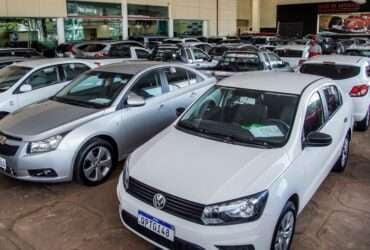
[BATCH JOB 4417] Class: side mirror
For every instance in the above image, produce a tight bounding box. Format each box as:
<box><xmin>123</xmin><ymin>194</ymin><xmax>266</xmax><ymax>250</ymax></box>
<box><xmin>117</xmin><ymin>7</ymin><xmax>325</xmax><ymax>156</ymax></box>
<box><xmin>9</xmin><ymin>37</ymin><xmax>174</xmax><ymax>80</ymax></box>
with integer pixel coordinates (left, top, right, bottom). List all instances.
<box><xmin>304</xmin><ymin>132</ymin><xmax>332</xmax><ymax>148</ymax></box>
<box><xmin>19</xmin><ymin>84</ymin><xmax>32</xmax><ymax>93</ymax></box>
<box><xmin>176</xmin><ymin>107</ymin><xmax>185</xmax><ymax>117</ymax></box>
<box><xmin>126</xmin><ymin>94</ymin><xmax>145</xmax><ymax>107</ymax></box>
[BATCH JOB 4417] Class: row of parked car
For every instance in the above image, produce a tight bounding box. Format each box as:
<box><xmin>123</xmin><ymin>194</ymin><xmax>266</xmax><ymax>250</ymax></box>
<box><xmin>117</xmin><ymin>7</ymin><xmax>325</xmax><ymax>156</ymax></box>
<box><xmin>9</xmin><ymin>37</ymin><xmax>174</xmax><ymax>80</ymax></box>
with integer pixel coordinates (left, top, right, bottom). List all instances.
<box><xmin>0</xmin><ymin>34</ymin><xmax>369</xmax><ymax>250</ymax></box>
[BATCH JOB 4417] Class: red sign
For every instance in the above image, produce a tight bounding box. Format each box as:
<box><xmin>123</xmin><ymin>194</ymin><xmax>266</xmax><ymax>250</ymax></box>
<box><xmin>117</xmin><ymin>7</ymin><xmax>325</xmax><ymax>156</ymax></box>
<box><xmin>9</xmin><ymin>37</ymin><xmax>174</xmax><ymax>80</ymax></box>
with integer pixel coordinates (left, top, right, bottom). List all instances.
<box><xmin>318</xmin><ymin>2</ymin><xmax>361</xmax><ymax>14</ymax></box>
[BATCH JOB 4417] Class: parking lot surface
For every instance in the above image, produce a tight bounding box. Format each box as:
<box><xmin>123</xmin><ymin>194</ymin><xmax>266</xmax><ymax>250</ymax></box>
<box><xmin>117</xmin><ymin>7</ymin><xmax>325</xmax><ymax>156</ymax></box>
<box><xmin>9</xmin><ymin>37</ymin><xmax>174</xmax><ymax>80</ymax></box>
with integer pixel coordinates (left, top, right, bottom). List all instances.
<box><xmin>0</xmin><ymin>131</ymin><xmax>369</xmax><ymax>250</ymax></box>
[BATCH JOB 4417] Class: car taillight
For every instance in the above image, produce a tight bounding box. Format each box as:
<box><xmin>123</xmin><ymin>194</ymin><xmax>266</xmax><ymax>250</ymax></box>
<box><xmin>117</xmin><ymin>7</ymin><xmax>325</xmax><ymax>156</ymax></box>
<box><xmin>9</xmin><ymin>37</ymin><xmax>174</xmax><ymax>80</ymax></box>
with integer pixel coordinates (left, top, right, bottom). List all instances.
<box><xmin>298</xmin><ymin>59</ymin><xmax>306</xmax><ymax>65</ymax></box>
<box><xmin>350</xmin><ymin>84</ymin><xmax>369</xmax><ymax>97</ymax></box>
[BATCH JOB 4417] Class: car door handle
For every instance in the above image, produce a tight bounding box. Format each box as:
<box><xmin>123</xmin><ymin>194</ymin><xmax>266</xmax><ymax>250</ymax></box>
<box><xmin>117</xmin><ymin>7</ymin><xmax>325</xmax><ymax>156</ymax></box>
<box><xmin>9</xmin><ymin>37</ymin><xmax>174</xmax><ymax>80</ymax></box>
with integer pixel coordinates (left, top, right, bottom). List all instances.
<box><xmin>344</xmin><ymin>117</ymin><xmax>348</xmax><ymax>123</ymax></box>
<box><xmin>159</xmin><ymin>104</ymin><xmax>165</xmax><ymax>110</ymax></box>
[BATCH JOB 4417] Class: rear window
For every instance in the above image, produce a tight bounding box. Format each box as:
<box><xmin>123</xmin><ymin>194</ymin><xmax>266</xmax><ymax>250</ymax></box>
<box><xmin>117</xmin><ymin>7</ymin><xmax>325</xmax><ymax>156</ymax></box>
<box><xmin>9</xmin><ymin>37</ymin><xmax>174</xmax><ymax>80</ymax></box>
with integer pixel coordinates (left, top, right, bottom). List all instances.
<box><xmin>275</xmin><ymin>49</ymin><xmax>303</xmax><ymax>58</ymax></box>
<box><xmin>300</xmin><ymin>63</ymin><xmax>361</xmax><ymax>80</ymax></box>
<box><xmin>209</xmin><ymin>47</ymin><xmax>228</xmax><ymax>56</ymax></box>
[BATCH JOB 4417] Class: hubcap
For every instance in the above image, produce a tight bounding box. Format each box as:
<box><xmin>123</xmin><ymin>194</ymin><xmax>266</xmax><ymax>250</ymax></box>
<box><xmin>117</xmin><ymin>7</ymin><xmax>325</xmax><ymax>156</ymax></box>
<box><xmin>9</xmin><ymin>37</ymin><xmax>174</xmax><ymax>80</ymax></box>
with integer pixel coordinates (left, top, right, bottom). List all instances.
<box><xmin>274</xmin><ymin>211</ymin><xmax>295</xmax><ymax>250</ymax></box>
<box><xmin>83</xmin><ymin>146</ymin><xmax>112</xmax><ymax>182</ymax></box>
<box><xmin>341</xmin><ymin>138</ymin><xmax>349</xmax><ymax>168</ymax></box>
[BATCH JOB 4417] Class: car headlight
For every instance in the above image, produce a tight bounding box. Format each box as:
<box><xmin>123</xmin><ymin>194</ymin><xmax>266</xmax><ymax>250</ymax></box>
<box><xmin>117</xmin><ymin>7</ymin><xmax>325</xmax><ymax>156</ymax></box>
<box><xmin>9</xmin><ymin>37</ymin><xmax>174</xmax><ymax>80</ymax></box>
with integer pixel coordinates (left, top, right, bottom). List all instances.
<box><xmin>201</xmin><ymin>190</ymin><xmax>268</xmax><ymax>225</ymax></box>
<box><xmin>28</xmin><ymin>135</ymin><xmax>64</xmax><ymax>154</ymax></box>
<box><xmin>122</xmin><ymin>156</ymin><xmax>130</xmax><ymax>190</ymax></box>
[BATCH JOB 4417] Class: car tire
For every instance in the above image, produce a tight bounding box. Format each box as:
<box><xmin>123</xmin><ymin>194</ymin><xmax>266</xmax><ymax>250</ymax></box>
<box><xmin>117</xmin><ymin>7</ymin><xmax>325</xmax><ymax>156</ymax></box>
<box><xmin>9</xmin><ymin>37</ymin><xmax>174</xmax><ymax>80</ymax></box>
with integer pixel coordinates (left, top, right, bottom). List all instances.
<box><xmin>356</xmin><ymin>108</ymin><xmax>369</xmax><ymax>132</ymax></box>
<box><xmin>271</xmin><ymin>201</ymin><xmax>297</xmax><ymax>250</ymax></box>
<box><xmin>74</xmin><ymin>138</ymin><xmax>116</xmax><ymax>186</ymax></box>
<box><xmin>332</xmin><ymin>135</ymin><xmax>350</xmax><ymax>173</ymax></box>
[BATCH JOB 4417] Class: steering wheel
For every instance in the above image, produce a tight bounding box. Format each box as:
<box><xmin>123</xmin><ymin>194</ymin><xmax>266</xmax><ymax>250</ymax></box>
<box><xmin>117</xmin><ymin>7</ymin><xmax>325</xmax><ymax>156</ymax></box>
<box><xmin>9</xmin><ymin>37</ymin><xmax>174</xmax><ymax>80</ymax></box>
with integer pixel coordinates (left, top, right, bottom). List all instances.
<box><xmin>264</xmin><ymin>119</ymin><xmax>290</xmax><ymax>134</ymax></box>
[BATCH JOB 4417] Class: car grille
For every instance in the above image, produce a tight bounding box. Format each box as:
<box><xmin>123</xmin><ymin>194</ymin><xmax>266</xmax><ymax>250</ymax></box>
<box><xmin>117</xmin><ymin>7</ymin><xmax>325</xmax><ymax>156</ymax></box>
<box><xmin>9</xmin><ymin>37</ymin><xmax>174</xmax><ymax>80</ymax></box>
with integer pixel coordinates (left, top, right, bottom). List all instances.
<box><xmin>0</xmin><ymin>143</ymin><xmax>19</xmax><ymax>156</ymax></box>
<box><xmin>121</xmin><ymin>210</ymin><xmax>204</xmax><ymax>250</ymax></box>
<box><xmin>127</xmin><ymin>178</ymin><xmax>205</xmax><ymax>224</ymax></box>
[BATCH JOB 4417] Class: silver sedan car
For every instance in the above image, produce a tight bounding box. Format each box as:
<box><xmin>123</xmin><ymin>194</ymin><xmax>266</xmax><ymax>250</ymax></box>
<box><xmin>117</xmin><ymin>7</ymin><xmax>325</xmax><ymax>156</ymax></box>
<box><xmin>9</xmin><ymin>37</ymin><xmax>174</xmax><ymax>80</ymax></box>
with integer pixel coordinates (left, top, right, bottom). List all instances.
<box><xmin>0</xmin><ymin>61</ymin><xmax>215</xmax><ymax>185</ymax></box>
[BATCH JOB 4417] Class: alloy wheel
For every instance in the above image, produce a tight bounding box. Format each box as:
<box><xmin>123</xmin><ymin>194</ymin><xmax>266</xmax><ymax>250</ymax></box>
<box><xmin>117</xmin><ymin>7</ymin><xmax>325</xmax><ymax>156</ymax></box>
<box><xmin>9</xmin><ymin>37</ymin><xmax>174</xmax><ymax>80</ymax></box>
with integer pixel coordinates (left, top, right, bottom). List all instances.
<box><xmin>341</xmin><ymin>137</ymin><xmax>349</xmax><ymax>168</ymax></box>
<box><xmin>274</xmin><ymin>211</ymin><xmax>295</xmax><ymax>250</ymax></box>
<box><xmin>83</xmin><ymin>146</ymin><xmax>112</xmax><ymax>182</ymax></box>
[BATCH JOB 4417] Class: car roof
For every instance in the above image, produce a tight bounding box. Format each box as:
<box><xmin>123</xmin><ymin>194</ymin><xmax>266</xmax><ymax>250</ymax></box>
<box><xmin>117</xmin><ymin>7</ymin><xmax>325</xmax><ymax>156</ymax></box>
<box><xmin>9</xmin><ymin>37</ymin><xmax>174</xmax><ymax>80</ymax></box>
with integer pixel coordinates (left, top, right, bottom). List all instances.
<box><xmin>305</xmin><ymin>55</ymin><xmax>367</xmax><ymax>65</ymax></box>
<box><xmin>95</xmin><ymin>61</ymin><xmax>165</xmax><ymax>75</ymax></box>
<box><xmin>275</xmin><ymin>45</ymin><xmax>308</xmax><ymax>50</ymax></box>
<box><xmin>13</xmin><ymin>58</ymin><xmax>94</xmax><ymax>68</ymax></box>
<box><xmin>217</xmin><ymin>71</ymin><xmax>324</xmax><ymax>95</ymax></box>
<box><xmin>347</xmin><ymin>46</ymin><xmax>370</xmax><ymax>50</ymax></box>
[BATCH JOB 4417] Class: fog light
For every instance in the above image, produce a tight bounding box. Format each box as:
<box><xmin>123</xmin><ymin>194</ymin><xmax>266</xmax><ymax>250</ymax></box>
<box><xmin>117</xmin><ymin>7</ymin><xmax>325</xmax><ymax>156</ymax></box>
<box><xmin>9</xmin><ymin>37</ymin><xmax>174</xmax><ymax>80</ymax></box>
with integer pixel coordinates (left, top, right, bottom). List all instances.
<box><xmin>28</xmin><ymin>169</ymin><xmax>57</xmax><ymax>177</ymax></box>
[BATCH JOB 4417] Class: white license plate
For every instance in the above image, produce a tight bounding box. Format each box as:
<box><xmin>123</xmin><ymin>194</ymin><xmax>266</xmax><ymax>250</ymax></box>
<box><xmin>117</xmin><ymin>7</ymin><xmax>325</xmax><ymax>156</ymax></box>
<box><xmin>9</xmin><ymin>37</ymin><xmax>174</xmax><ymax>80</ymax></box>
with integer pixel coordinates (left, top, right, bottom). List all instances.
<box><xmin>0</xmin><ymin>157</ymin><xmax>6</xmax><ymax>171</ymax></box>
<box><xmin>138</xmin><ymin>210</ymin><xmax>175</xmax><ymax>241</ymax></box>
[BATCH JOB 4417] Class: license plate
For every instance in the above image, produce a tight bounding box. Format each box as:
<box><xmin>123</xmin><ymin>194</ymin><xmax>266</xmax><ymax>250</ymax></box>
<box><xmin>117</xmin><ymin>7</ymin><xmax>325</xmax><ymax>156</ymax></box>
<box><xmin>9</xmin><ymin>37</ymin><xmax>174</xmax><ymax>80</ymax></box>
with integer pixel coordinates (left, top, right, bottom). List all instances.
<box><xmin>138</xmin><ymin>210</ymin><xmax>175</xmax><ymax>241</ymax></box>
<box><xmin>0</xmin><ymin>157</ymin><xmax>6</xmax><ymax>171</ymax></box>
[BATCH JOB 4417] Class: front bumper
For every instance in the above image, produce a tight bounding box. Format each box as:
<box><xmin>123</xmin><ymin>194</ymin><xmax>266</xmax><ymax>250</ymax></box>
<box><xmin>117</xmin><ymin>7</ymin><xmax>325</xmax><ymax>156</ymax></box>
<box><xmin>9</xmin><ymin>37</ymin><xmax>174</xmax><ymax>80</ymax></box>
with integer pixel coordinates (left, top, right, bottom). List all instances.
<box><xmin>0</xmin><ymin>138</ymin><xmax>75</xmax><ymax>183</ymax></box>
<box><xmin>117</xmin><ymin>175</ymin><xmax>274</xmax><ymax>250</ymax></box>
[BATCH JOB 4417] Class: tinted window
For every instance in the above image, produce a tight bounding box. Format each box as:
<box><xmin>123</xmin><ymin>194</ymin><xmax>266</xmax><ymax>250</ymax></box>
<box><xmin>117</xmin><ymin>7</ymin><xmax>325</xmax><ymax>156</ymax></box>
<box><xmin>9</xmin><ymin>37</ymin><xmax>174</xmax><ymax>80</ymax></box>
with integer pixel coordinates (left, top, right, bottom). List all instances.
<box><xmin>130</xmin><ymin>71</ymin><xmax>162</xmax><ymax>99</ymax></box>
<box><xmin>300</xmin><ymin>64</ymin><xmax>361</xmax><ymax>80</ymax></box>
<box><xmin>165</xmin><ymin>67</ymin><xmax>190</xmax><ymax>91</ymax></box>
<box><xmin>304</xmin><ymin>92</ymin><xmax>325</xmax><ymax>137</ymax></box>
<box><xmin>81</xmin><ymin>44</ymin><xmax>106</xmax><ymax>52</ymax></box>
<box><xmin>61</xmin><ymin>63</ymin><xmax>91</xmax><ymax>81</ymax></box>
<box><xmin>323</xmin><ymin>86</ymin><xmax>342</xmax><ymax>117</ymax></box>
<box><xmin>209</xmin><ymin>47</ymin><xmax>228</xmax><ymax>56</ymax></box>
<box><xmin>27</xmin><ymin>66</ymin><xmax>59</xmax><ymax>89</ymax></box>
<box><xmin>193</xmin><ymin>49</ymin><xmax>209</xmax><ymax>60</ymax></box>
<box><xmin>135</xmin><ymin>49</ymin><xmax>149</xmax><ymax>59</ymax></box>
<box><xmin>275</xmin><ymin>49</ymin><xmax>303</xmax><ymax>58</ymax></box>
<box><xmin>218</xmin><ymin>53</ymin><xmax>263</xmax><ymax>71</ymax></box>
<box><xmin>109</xmin><ymin>46</ymin><xmax>131</xmax><ymax>58</ymax></box>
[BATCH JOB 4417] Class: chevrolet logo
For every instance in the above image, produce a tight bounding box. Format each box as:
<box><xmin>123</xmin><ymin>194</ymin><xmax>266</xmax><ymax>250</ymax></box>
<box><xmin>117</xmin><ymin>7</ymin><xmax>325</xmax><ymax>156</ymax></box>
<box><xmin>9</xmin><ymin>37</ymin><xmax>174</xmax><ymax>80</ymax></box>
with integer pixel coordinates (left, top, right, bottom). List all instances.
<box><xmin>0</xmin><ymin>136</ymin><xmax>7</xmax><ymax>145</ymax></box>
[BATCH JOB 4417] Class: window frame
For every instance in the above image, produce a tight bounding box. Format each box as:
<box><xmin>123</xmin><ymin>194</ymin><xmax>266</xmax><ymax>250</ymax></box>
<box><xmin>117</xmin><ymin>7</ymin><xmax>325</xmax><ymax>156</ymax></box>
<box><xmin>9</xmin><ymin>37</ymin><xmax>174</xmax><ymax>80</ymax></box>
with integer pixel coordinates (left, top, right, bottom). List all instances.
<box><xmin>58</xmin><ymin>63</ymin><xmax>91</xmax><ymax>82</ymax></box>
<box><xmin>16</xmin><ymin>65</ymin><xmax>62</xmax><ymax>93</ymax></box>
<box><xmin>320</xmin><ymin>85</ymin><xmax>343</xmax><ymax>121</ymax></box>
<box><xmin>303</xmin><ymin>91</ymin><xmax>326</xmax><ymax>138</ymax></box>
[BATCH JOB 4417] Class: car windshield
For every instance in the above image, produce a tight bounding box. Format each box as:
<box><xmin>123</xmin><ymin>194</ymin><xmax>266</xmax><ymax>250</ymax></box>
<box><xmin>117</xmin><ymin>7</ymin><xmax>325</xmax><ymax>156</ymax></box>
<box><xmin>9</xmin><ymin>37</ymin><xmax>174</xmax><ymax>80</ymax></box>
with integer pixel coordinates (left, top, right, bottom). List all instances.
<box><xmin>54</xmin><ymin>71</ymin><xmax>133</xmax><ymax>108</ymax></box>
<box><xmin>217</xmin><ymin>53</ymin><xmax>263</xmax><ymax>71</ymax></box>
<box><xmin>177</xmin><ymin>86</ymin><xmax>299</xmax><ymax>148</ymax></box>
<box><xmin>0</xmin><ymin>66</ymin><xmax>32</xmax><ymax>92</ymax></box>
<box><xmin>300</xmin><ymin>63</ymin><xmax>360</xmax><ymax>80</ymax></box>
<box><xmin>275</xmin><ymin>49</ymin><xmax>303</xmax><ymax>58</ymax></box>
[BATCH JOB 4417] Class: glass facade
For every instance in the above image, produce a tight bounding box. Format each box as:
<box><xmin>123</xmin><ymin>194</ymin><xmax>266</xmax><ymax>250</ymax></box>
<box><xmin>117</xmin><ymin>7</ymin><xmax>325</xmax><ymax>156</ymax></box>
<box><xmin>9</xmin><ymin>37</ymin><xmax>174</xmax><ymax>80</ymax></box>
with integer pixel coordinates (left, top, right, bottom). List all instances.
<box><xmin>174</xmin><ymin>20</ymin><xmax>203</xmax><ymax>37</ymax></box>
<box><xmin>128</xmin><ymin>4</ymin><xmax>169</xmax><ymax>37</ymax></box>
<box><xmin>64</xmin><ymin>18</ymin><xmax>122</xmax><ymax>42</ymax></box>
<box><xmin>65</xmin><ymin>1</ymin><xmax>122</xmax><ymax>42</ymax></box>
<box><xmin>0</xmin><ymin>18</ymin><xmax>57</xmax><ymax>49</ymax></box>
<box><xmin>67</xmin><ymin>1</ymin><xmax>122</xmax><ymax>17</ymax></box>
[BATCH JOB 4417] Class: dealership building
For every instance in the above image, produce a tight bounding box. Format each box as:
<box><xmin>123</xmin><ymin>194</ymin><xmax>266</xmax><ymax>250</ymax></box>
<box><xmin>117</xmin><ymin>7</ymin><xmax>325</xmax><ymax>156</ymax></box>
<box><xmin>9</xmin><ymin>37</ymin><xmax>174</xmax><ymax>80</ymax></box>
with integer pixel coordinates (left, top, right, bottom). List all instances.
<box><xmin>0</xmin><ymin>0</ymin><xmax>367</xmax><ymax>48</ymax></box>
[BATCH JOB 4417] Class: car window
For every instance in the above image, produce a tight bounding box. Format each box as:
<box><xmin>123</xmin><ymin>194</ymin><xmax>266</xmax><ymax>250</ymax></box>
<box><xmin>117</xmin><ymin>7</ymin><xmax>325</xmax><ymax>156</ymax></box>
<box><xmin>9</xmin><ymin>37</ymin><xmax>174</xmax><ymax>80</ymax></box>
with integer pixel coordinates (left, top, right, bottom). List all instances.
<box><xmin>300</xmin><ymin>64</ymin><xmax>360</xmax><ymax>80</ymax></box>
<box><xmin>61</xmin><ymin>63</ymin><xmax>91</xmax><ymax>81</ymax></box>
<box><xmin>165</xmin><ymin>67</ymin><xmax>190</xmax><ymax>91</ymax></box>
<box><xmin>193</xmin><ymin>49</ymin><xmax>209</xmax><ymax>61</ymax></box>
<box><xmin>275</xmin><ymin>49</ymin><xmax>303</xmax><ymax>58</ymax></box>
<box><xmin>267</xmin><ymin>53</ymin><xmax>283</xmax><ymax>68</ymax></box>
<box><xmin>81</xmin><ymin>44</ymin><xmax>106</xmax><ymax>52</ymax></box>
<box><xmin>0</xmin><ymin>66</ymin><xmax>32</xmax><ymax>92</ymax></box>
<box><xmin>304</xmin><ymin>92</ymin><xmax>325</xmax><ymax>137</ymax></box>
<box><xmin>135</xmin><ymin>49</ymin><xmax>149</xmax><ymax>59</ymax></box>
<box><xmin>27</xmin><ymin>66</ymin><xmax>59</xmax><ymax>89</ymax></box>
<box><xmin>130</xmin><ymin>71</ymin><xmax>162</xmax><ymax>99</ymax></box>
<box><xmin>323</xmin><ymin>85</ymin><xmax>342</xmax><ymax>117</ymax></box>
<box><xmin>56</xmin><ymin>71</ymin><xmax>132</xmax><ymax>108</ymax></box>
<box><xmin>109</xmin><ymin>45</ymin><xmax>131</xmax><ymax>58</ymax></box>
<box><xmin>188</xmin><ymin>70</ymin><xmax>204</xmax><ymax>85</ymax></box>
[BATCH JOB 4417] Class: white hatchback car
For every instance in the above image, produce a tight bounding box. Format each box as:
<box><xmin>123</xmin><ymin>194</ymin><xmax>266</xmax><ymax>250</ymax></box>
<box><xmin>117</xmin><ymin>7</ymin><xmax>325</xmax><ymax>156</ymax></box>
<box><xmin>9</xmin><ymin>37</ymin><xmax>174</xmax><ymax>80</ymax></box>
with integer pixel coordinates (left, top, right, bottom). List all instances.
<box><xmin>0</xmin><ymin>58</ymin><xmax>95</xmax><ymax>119</ymax></box>
<box><xmin>117</xmin><ymin>72</ymin><xmax>353</xmax><ymax>250</ymax></box>
<box><xmin>300</xmin><ymin>55</ymin><xmax>370</xmax><ymax>131</ymax></box>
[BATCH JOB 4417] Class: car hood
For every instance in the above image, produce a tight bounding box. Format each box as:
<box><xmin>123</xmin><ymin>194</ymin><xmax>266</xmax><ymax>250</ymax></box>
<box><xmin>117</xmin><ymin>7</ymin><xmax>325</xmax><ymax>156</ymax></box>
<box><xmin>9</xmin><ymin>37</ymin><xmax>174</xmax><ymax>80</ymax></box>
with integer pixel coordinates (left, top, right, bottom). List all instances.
<box><xmin>0</xmin><ymin>100</ymin><xmax>105</xmax><ymax>141</ymax></box>
<box><xmin>130</xmin><ymin>127</ymin><xmax>290</xmax><ymax>205</ymax></box>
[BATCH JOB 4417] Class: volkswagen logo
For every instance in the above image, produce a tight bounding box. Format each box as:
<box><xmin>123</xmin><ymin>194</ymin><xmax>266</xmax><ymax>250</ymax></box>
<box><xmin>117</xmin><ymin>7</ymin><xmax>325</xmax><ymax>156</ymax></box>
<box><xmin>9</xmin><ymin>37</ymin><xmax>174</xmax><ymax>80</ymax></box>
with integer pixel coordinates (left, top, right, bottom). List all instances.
<box><xmin>153</xmin><ymin>193</ymin><xmax>166</xmax><ymax>210</ymax></box>
<box><xmin>0</xmin><ymin>136</ymin><xmax>7</xmax><ymax>145</ymax></box>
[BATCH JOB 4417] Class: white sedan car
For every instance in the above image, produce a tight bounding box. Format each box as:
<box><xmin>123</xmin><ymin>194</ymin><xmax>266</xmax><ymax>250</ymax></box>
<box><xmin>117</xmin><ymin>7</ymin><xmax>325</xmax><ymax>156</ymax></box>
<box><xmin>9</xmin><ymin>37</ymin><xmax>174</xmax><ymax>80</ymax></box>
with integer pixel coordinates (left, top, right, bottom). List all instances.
<box><xmin>117</xmin><ymin>72</ymin><xmax>353</xmax><ymax>250</ymax></box>
<box><xmin>300</xmin><ymin>55</ymin><xmax>370</xmax><ymax>131</ymax></box>
<box><xmin>0</xmin><ymin>58</ymin><xmax>95</xmax><ymax>119</ymax></box>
